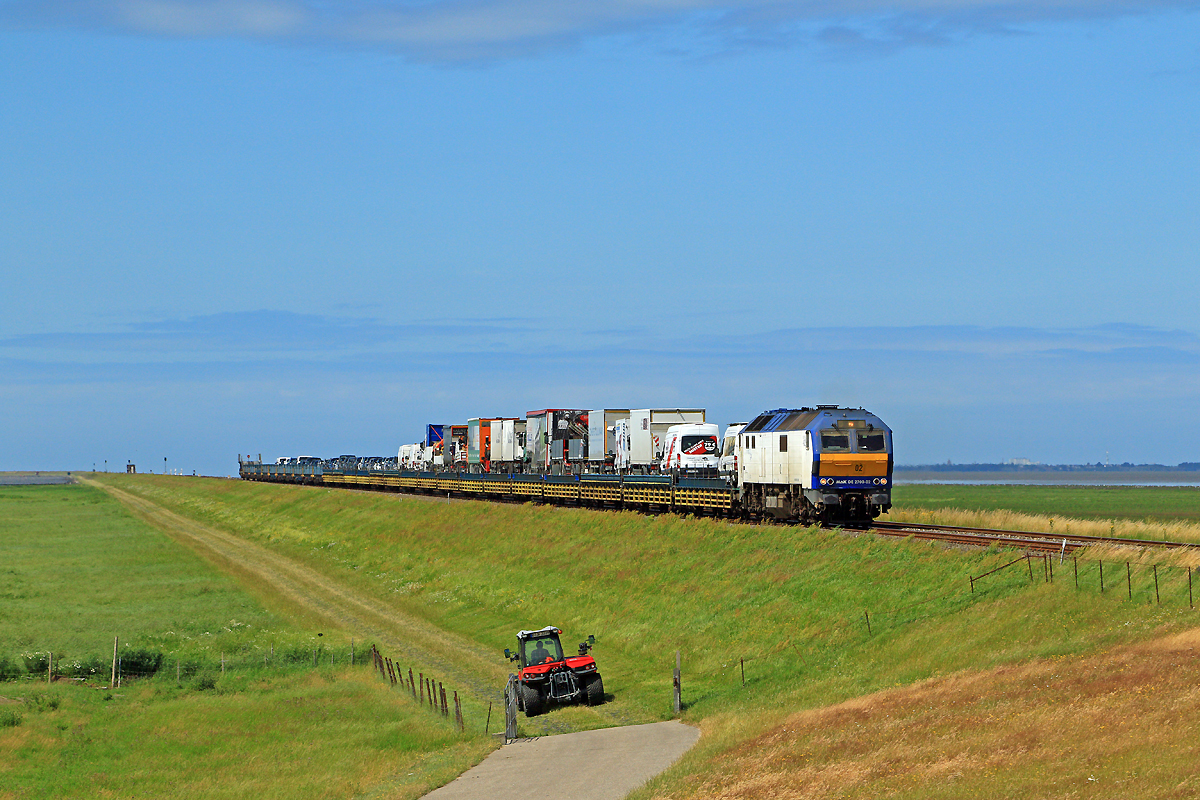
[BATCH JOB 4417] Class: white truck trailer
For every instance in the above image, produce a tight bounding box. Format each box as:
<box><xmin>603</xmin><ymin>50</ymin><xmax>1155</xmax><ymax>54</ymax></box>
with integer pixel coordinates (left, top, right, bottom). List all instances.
<box><xmin>612</xmin><ymin>408</ymin><xmax>707</xmax><ymax>473</ymax></box>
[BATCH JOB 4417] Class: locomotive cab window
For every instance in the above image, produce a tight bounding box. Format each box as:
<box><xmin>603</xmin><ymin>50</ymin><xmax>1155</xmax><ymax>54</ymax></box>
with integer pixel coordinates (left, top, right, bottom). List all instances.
<box><xmin>820</xmin><ymin>430</ymin><xmax>851</xmax><ymax>452</ymax></box>
<box><xmin>857</xmin><ymin>431</ymin><xmax>887</xmax><ymax>452</ymax></box>
<box><xmin>779</xmin><ymin>435</ymin><xmax>787</xmax><ymax>452</ymax></box>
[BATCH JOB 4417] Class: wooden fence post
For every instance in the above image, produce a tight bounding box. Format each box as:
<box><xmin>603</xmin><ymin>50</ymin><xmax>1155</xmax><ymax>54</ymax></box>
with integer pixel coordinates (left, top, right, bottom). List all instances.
<box><xmin>1027</xmin><ymin>556</ymin><xmax>1034</xmax><ymax>583</ymax></box>
<box><xmin>1100</xmin><ymin>560</ymin><xmax>1104</xmax><ymax>593</ymax></box>
<box><xmin>864</xmin><ymin>610</ymin><xmax>872</xmax><ymax>635</ymax></box>
<box><xmin>1154</xmin><ymin>565</ymin><xmax>1160</xmax><ymax>605</ymax></box>
<box><xmin>1074</xmin><ymin>557</ymin><xmax>1078</xmax><ymax>589</ymax></box>
<box><xmin>47</xmin><ymin>652</ymin><xmax>52</xmax><ymax>684</ymax></box>
<box><xmin>1127</xmin><ymin>562</ymin><xmax>1132</xmax><ymax>601</ymax></box>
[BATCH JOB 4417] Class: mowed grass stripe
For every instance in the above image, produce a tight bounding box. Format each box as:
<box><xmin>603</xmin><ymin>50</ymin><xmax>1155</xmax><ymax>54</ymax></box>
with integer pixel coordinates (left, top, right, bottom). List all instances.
<box><xmin>85</xmin><ymin>478</ymin><xmax>513</xmax><ymax>703</ymax></box>
<box><xmin>0</xmin><ymin>482</ymin><xmax>280</xmax><ymax>657</ymax></box>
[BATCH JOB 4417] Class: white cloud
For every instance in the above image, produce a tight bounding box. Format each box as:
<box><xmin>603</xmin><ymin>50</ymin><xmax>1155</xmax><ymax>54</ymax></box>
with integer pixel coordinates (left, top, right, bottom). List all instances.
<box><xmin>1</xmin><ymin>0</ymin><xmax>1190</xmax><ymax>60</ymax></box>
<box><xmin>114</xmin><ymin>0</ymin><xmax>306</xmax><ymax>36</ymax></box>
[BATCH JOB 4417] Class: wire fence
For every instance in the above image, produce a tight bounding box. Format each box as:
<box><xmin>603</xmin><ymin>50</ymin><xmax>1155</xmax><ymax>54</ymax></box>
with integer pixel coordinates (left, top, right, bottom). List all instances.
<box><xmin>368</xmin><ymin>644</ymin><xmax>465</xmax><ymax>732</ymax></box>
<box><xmin>971</xmin><ymin>553</ymin><xmax>1196</xmax><ymax>609</ymax></box>
<box><xmin>0</xmin><ymin>638</ymin><xmax>365</xmax><ymax>687</ymax></box>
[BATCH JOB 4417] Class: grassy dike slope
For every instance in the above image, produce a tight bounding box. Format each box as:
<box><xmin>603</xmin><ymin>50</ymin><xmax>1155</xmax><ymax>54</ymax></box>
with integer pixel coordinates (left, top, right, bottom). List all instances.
<box><xmin>92</xmin><ymin>475</ymin><xmax>1200</xmax><ymax>796</ymax></box>
<box><xmin>0</xmin><ymin>483</ymin><xmax>490</xmax><ymax>800</ymax></box>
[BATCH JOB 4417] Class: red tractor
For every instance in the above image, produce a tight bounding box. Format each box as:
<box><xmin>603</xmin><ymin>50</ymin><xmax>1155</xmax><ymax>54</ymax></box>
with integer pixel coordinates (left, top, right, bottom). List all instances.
<box><xmin>505</xmin><ymin>626</ymin><xmax>604</xmax><ymax>716</ymax></box>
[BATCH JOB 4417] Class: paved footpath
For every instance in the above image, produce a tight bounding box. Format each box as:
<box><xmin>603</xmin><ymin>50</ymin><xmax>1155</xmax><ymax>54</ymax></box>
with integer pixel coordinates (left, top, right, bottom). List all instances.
<box><xmin>423</xmin><ymin>721</ymin><xmax>701</xmax><ymax>800</ymax></box>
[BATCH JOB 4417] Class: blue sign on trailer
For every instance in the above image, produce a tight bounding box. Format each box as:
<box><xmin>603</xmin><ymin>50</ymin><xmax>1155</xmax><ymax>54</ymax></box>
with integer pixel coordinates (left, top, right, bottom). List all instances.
<box><xmin>425</xmin><ymin>424</ymin><xmax>444</xmax><ymax>448</ymax></box>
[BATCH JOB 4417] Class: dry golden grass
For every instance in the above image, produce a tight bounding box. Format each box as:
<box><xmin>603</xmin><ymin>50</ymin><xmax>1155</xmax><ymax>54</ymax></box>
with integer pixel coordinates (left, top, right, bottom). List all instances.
<box><xmin>890</xmin><ymin>505</ymin><xmax>1200</xmax><ymax>545</ymax></box>
<box><xmin>648</xmin><ymin>626</ymin><xmax>1200</xmax><ymax>799</ymax></box>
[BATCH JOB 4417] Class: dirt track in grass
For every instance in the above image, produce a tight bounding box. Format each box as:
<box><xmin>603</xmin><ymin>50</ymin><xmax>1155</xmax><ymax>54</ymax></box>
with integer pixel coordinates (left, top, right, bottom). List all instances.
<box><xmin>85</xmin><ymin>478</ymin><xmax>512</xmax><ymax>702</ymax></box>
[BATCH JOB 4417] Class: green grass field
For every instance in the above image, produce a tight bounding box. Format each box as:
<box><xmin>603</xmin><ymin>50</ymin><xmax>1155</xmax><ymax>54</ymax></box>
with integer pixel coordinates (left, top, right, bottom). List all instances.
<box><xmin>0</xmin><ymin>484</ymin><xmax>491</xmax><ymax>799</ymax></box>
<box><xmin>92</xmin><ymin>477</ymin><xmax>1200</xmax><ymax>727</ymax></box>
<box><xmin>893</xmin><ymin>483</ymin><xmax>1200</xmax><ymax>523</ymax></box>
<box><xmin>8</xmin><ymin>475</ymin><xmax>1200</xmax><ymax>798</ymax></box>
<box><xmin>0</xmin><ymin>483</ymin><xmax>283</xmax><ymax>662</ymax></box>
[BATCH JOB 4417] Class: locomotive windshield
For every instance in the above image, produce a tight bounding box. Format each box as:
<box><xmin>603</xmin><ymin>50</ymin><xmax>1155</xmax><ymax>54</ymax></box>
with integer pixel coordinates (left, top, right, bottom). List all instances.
<box><xmin>820</xmin><ymin>430</ymin><xmax>851</xmax><ymax>452</ymax></box>
<box><xmin>857</xmin><ymin>431</ymin><xmax>888</xmax><ymax>452</ymax></box>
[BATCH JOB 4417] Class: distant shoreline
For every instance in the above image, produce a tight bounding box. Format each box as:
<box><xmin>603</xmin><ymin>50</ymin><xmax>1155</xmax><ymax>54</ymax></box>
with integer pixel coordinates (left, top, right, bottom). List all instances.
<box><xmin>0</xmin><ymin>474</ymin><xmax>76</xmax><ymax>486</ymax></box>
<box><xmin>895</xmin><ymin>469</ymin><xmax>1200</xmax><ymax>486</ymax></box>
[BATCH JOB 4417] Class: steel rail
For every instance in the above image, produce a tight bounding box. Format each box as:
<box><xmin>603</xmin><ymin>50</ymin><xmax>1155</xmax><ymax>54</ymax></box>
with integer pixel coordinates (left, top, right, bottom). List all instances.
<box><xmin>870</xmin><ymin>519</ymin><xmax>1198</xmax><ymax>553</ymax></box>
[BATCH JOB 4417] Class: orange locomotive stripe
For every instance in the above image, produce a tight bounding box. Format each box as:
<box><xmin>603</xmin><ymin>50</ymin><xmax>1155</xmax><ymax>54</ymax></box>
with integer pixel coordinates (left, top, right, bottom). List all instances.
<box><xmin>818</xmin><ymin>452</ymin><xmax>890</xmax><ymax>476</ymax></box>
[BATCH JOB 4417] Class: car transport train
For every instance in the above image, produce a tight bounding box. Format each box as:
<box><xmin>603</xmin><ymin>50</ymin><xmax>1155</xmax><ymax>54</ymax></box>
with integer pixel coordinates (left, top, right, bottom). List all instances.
<box><xmin>239</xmin><ymin>405</ymin><xmax>893</xmax><ymax>525</ymax></box>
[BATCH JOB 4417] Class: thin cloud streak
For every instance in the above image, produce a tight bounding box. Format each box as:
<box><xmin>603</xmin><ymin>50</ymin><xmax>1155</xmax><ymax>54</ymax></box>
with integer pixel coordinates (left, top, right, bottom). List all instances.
<box><xmin>0</xmin><ymin>0</ymin><xmax>1190</xmax><ymax>60</ymax></box>
<box><xmin>3</xmin><ymin>313</ymin><xmax>1198</xmax><ymax>364</ymax></box>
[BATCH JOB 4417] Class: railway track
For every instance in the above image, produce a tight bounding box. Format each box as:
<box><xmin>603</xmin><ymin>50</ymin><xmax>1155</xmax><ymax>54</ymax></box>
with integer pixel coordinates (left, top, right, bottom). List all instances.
<box><xmin>869</xmin><ymin>520</ymin><xmax>1197</xmax><ymax>554</ymax></box>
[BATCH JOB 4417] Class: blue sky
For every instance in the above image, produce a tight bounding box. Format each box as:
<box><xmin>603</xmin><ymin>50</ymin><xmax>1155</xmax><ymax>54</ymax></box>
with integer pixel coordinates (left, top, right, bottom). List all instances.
<box><xmin>2</xmin><ymin>0</ymin><xmax>1198</xmax><ymax>475</ymax></box>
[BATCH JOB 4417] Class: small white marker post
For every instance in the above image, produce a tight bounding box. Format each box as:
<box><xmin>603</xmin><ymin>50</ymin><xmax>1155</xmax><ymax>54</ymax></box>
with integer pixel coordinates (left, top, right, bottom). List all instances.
<box><xmin>673</xmin><ymin>651</ymin><xmax>682</xmax><ymax>716</ymax></box>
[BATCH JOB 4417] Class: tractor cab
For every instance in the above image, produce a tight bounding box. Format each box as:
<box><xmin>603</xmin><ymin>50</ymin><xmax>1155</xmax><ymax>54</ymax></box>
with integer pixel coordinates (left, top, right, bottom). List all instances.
<box><xmin>504</xmin><ymin>626</ymin><xmax>603</xmax><ymax>715</ymax></box>
<box><xmin>516</xmin><ymin>628</ymin><xmax>566</xmax><ymax>668</ymax></box>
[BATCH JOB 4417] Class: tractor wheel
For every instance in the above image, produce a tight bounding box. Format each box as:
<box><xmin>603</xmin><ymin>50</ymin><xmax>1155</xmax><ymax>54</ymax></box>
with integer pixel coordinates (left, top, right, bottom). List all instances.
<box><xmin>584</xmin><ymin>675</ymin><xmax>604</xmax><ymax>706</ymax></box>
<box><xmin>519</xmin><ymin>683</ymin><xmax>544</xmax><ymax>716</ymax></box>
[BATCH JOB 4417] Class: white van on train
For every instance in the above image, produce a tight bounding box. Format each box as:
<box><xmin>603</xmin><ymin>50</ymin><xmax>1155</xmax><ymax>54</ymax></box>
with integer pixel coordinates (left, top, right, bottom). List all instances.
<box><xmin>658</xmin><ymin>422</ymin><xmax>720</xmax><ymax>474</ymax></box>
<box><xmin>718</xmin><ymin>423</ymin><xmax>747</xmax><ymax>483</ymax></box>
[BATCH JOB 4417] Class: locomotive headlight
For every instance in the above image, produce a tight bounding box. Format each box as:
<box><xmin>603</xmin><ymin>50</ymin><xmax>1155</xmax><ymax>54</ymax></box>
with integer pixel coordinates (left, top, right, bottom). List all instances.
<box><xmin>880</xmin><ymin>478</ymin><xmax>888</xmax><ymax>486</ymax></box>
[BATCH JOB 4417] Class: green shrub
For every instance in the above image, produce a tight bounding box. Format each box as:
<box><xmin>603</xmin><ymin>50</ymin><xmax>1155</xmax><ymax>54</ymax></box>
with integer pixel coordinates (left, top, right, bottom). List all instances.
<box><xmin>24</xmin><ymin>693</ymin><xmax>61</xmax><ymax>712</ymax></box>
<box><xmin>0</xmin><ymin>655</ymin><xmax>23</xmax><ymax>681</ymax></box>
<box><xmin>192</xmin><ymin>673</ymin><xmax>218</xmax><ymax>691</ymax></box>
<box><xmin>120</xmin><ymin>648</ymin><xmax>164</xmax><ymax>677</ymax></box>
<box><xmin>22</xmin><ymin>651</ymin><xmax>49</xmax><ymax>674</ymax></box>
<box><xmin>0</xmin><ymin>709</ymin><xmax>21</xmax><ymax>728</ymax></box>
<box><xmin>59</xmin><ymin>655</ymin><xmax>106</xmax><ymax>678</ymax></box>
<box><xmin>78</xmin><ymin>654</ymin><xmax>108</xmax><ymax>677</ymax></box>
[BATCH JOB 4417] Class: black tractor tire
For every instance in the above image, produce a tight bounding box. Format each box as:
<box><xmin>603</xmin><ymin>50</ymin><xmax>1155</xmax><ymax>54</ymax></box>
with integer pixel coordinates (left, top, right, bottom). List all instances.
<box><xmin>519</xmin><ymin>683</ymin><xmax>545</xmax><ymax>717</ymax></box>
<box><xmin>584</xmin><ymin>675</ymin><xmax>604</xmax><ymax>706</ymax></box>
